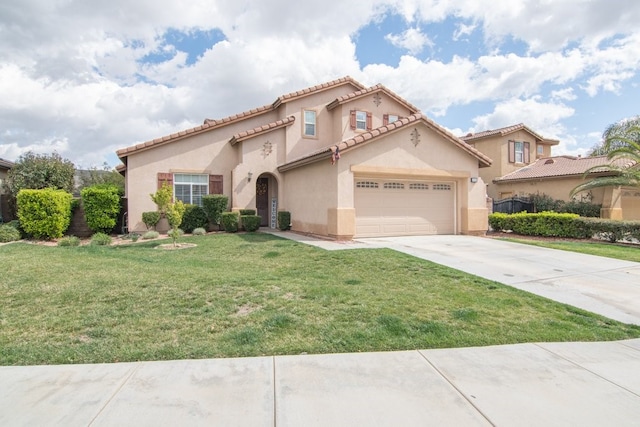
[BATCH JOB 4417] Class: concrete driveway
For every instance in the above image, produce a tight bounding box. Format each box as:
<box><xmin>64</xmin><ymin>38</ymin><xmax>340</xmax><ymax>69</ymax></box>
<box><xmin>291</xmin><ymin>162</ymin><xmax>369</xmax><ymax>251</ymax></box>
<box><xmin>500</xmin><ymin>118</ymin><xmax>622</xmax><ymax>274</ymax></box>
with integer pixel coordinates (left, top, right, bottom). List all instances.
<box><xmin>361</xmin><ymin>235</ymin><xmax>640</xmax><ymax>326</ymax></box>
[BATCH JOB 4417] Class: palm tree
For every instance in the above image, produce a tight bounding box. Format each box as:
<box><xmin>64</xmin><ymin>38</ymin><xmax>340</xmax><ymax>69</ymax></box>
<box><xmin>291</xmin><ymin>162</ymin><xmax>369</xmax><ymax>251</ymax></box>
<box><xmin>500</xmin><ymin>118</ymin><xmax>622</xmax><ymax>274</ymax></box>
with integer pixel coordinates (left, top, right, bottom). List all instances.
<box><xmin>571</xmin><ymin>119</ymin><xmax>640</xmax><ymax>197</ymax></box>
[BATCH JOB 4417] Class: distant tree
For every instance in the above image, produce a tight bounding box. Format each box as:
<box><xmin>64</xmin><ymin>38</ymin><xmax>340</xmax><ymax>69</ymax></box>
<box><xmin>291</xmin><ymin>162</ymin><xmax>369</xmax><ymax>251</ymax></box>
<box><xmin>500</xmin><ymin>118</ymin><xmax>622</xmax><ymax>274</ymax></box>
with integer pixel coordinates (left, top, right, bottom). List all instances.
<box><xmin>3</xmin><ymin>152</ymin><xmax>75</xmax><ymax>216</ymax></box>
<box><xmin>588</xmin><ymin>116</ymin><xmax>640</xmax><ymax>157</ymax></box>
<box><xmin>571</xmin><ymin>118</ymin><xmax>640</xmax><ymax>197</ymax></box>
<box><xmin>78</xmin><ymin>162</ymin><xmax>124</xmax><ymax>196</ymax></box>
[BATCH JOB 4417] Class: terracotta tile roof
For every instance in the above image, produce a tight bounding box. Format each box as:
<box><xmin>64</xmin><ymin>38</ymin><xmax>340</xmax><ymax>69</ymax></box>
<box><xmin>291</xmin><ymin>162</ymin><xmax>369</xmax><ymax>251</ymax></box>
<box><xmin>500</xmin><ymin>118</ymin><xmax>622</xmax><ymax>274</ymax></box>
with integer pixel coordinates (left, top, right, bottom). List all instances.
<box><xmin>461</xmin><ymin>123</ymin><xmax>559</xmax><ymax>145</ymax></box>
<box><xmin>117</xmin><ymin>76</ymin><xmax>365</xmax><ymax>159</ymax></box>
<box><xmin>272</xmin><ymin>76</ymin><xmax>366</xmax><ymax>108</ymax></box>
<box><xmin>0</xmin><ymin>158</ymin><xmax>14</xmax><ymax>169</ymax></box>
<box><xmin>494</xmin><ymin>155</ymin><xmax>638</xmax><ymax>182</ymax></box>
<box><xmin>325</xmin><ymin>84</ymin><xmax>420</xmax><ymax>114</ymax></box>
<box><xmin>278</xmin><ymin>114</ymin><xmax>492</xmax><ymax>172</ymax></box>
<box><xmin>229</xmin><ymin>116</ymin><xmax>295</xmax><ymax>145</ymax></box>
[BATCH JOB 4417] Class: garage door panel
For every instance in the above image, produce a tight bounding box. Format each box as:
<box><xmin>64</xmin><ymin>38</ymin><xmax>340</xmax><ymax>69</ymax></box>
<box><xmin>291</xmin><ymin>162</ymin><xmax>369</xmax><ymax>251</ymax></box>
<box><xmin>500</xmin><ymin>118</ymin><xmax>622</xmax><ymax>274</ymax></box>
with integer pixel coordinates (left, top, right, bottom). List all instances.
<box><xmin>355</xmin><ymin>179</ymin><xmax>454</xmax><ymax>237</ymax></box>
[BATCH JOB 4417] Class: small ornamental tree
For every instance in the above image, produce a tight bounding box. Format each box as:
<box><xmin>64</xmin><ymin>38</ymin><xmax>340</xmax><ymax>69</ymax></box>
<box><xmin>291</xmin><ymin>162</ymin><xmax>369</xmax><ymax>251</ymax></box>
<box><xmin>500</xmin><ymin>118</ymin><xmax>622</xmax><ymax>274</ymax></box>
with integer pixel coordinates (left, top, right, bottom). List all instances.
<box><xmin>17</xmin><ymin>188</ymin><xmax>72</xmax><ymax>239</ymax></box>
<box><xmin>81</xmin><ymin>185</ymin><xmax>121</xmax><ymax>233</ymax></box>
<box><xmin>150</xmin><ymin>183</ymin><xmax>172</xmax><ymax>215</ymax></box>
<box><xmin>165</xmin><ymin>200</ymin><xmax>186</xmax><ymax>247</ymax></box>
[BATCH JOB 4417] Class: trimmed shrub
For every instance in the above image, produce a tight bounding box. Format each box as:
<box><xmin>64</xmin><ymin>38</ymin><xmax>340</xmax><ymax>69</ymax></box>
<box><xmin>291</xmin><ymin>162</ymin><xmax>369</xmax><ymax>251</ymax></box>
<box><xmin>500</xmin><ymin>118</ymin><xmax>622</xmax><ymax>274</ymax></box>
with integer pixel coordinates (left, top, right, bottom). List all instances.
<box><xmin>241</xmin><ymin>215</ymin><xmax>261</xmax><ymax>232</ymax></box>
<box><xmin>5</xmin><ymin>220</ymin><xmax>25</xmax><ymax>238</ymax></box>
<box><xmin>142</xmin><ymin>230</ymin><xmax>159</xmax><ymax>240</ymax></box>
<box><xmin>0</xmin><ymin>224</ymin><xmax>21</xmax><ymax>243</ymax></box>
<box><xmin>239</xmin><ymin>209</ymin><xmax>256</xmax><ymax>215</ymax></box>
<box><xmin>221</xmin><ymin>212</ymin><xmax>239</xmax><ymax>233</ymax></box>
<box><xmin>277</xmin><ymin>211</ymin><xmax>291</xmax><ymax>231</ymax></box>
<box><xmin>576</xmin><ymin>218</ymin><xmax>640</xmax><ymax>243</ymax></box>
<box><xmin>142</xmin><ymin>211</ymin><xmax>161</xmax><ymax>230</ymax></box>
<box><xmin>91</xmin><ymin>232</ymin><xmax>112</xmax><ymax>246</ymax></box>
<box><xmin>530</xmin><ymin>193</ymin><xmax>601</xmax><ymax>217</ymax></box>
<box><xmin>58</xmin><ymin>236</ymin><xmax>81</xmax><ymax>247</ymax></box>
<box><xmin>192</xmin><ymin>227</ymin><xmax>206</xmax><ymax>236</ymax></box>
<box><xmin>81</xmin><ymin>185</ymin><xmax>121</xmax><ymax>233</ymax></box>
<box><xmin>17</xmin><ymin>189</ymin><xmax>72</xmax><ymax>239</ymax></box>
<box><xmin>202</xmin><ymin>195</ymin><xmax>228</xmax><ymax>230</ymax></box>
<box><xmin>181</xmin><ymin>204</ymin><xmax>209</xmax><ymax>233</ymax></box>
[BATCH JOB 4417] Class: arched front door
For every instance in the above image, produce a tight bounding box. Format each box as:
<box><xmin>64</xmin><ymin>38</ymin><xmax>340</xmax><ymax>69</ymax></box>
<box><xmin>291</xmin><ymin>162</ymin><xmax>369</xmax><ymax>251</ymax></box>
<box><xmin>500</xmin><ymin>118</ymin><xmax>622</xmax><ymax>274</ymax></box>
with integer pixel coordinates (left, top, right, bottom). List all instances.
<box><xmin>256</xmin><ymin>174</ymin><xmax>278</xmax><ymax>227</ymax></box>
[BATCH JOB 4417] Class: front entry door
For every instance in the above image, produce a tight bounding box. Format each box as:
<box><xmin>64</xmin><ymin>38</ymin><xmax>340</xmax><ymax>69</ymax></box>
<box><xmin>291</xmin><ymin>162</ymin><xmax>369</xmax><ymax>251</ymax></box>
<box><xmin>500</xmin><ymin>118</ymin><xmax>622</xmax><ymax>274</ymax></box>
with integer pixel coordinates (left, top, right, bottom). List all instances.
<box><xmin>256</xmin><ymin>177</ymin><xmax>269</xmax><ymax>227</ymax></box>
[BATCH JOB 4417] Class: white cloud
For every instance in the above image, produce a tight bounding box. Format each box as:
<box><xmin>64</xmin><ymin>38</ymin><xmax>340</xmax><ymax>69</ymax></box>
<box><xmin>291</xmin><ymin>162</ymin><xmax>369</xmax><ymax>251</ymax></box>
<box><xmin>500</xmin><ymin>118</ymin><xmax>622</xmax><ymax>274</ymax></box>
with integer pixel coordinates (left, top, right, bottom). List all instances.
<box><xmin>385</xmin><ymin>27</ymin><xmax>433</xmax><ymax>54</ymax></box>
<box><xmin>453</xmin><ymin>22</ymin><xmax>476</xmax><ymax>41</ymax></box>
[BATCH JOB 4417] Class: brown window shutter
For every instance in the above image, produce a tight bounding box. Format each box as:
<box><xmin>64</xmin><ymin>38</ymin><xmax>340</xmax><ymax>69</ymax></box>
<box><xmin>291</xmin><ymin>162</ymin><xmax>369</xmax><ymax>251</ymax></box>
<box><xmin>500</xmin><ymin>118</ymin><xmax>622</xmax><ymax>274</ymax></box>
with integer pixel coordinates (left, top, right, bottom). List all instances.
<box><xmin>383</xmin><ymin>114</ymin><xmax>389</xmax><ymax>126</ymax></box>
<box><xmin>349</xmin><ymin>110</ymin><xmax>356</xmax><ymax>129</ymax></box>
<box><xmin>366</xmin><ymin>112</ymin><xmax>372</xmax><ymax>130</ymax></box>
<box><xmin>209</xmin><ymin>174</ymin><xmax>223</xmax><ymax>194</ymax></box>
<box><xmin>157</xmin><ymin>172</ymin><xmax>173</xmax><ymax>189</ymax></box>
<box><xmin>524</xmin><ymin>142</ymin><xmax>530</xmax><ymax>163</ymax></box>
<box><xmin>508</xmin><ymin>140</ymin><xmax>515</xmax><ymax>163</ymax></box>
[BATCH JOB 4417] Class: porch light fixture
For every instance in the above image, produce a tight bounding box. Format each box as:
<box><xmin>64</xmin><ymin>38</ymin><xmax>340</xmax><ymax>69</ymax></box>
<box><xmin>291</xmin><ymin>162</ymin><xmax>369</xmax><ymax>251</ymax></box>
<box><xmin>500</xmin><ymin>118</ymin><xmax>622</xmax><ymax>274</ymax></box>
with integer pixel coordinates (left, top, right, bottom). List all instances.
<box><xmin>248</xmin><ymin>172</ymin><xmax>253</xmax><ymax>182</ymax></box>
<box><xmin>470</xmin><ymin>177</ymin><xmax>478</xmax><ymax>183</ymax></box>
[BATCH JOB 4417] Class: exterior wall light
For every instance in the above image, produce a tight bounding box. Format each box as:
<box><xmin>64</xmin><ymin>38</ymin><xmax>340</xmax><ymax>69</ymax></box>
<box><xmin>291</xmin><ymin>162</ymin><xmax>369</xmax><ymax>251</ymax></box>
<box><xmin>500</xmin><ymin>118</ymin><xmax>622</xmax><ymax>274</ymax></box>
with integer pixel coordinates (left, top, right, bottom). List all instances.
<box><xmin>248</xmin><ymin>172</ymin><xmax>253</xmax><ymax>182</ymax></box>
<box><xmin>470</xmin><ymin>177</ymin><xmax>478</xmax><ymax>183</ymax></box>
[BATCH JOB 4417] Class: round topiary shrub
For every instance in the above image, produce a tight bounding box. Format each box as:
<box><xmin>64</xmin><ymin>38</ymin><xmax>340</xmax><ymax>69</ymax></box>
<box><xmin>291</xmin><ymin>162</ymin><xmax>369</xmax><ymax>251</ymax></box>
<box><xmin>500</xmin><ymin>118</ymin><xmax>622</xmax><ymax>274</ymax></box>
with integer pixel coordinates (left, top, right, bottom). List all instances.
<box><xmin>142</xmin><ymin>230</ymin><xmax>160</xmax><ymax>240</ymax></box>
<box><xmin>58</xmin><ymin>236</ymin><xmax>81</xmax><ymax>247</ymax></box>
<box><xmin>181</xmin><ymin>205</ymin><xmax>209</xmax><ymax>233</ymax></box>
<box><xmin>142</xmin><ymin>211</ymin><xmax>161</xmax><ymax>230</ymax></box>
<box><xmin>192</xmin><ymin>227</ymin><xmax>206</xmax><ymax>236</ymax></box>
<box><xmin>91</xmin><ymin>232</ymin><xmax>112</xmax><ymax>246</ymax></box>
<box><xmin>0</xmin><ymin>224</ymin><xmax>21</xmax><ymax>243</ymax></box>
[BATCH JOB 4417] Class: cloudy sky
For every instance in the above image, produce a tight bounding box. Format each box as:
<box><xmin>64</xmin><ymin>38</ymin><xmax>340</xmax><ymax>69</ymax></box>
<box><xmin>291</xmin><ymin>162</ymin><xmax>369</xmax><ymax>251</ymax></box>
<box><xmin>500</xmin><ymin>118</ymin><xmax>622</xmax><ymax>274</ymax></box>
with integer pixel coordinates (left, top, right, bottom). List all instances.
<box><xmin>1</xmin><ymin>0</ymin><xmax>639</xmax><ymax>168</ymax></box>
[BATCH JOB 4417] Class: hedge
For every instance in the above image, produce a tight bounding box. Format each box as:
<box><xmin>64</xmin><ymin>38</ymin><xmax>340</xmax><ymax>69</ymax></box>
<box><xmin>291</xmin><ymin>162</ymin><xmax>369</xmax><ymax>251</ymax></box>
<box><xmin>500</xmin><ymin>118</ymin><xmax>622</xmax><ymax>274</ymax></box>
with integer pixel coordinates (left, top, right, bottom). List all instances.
<box><xmin>17</xmin><ymin>189</ymin><xmax>72</xmax><ymax>239</ymax></box>
<box><xmin>240</xmin><ymin>215</ymin><xmax>261</xmax><ymax>232</ymax></box>
<box><xmin>202</xmin><ymin>195</ymin><xmax>228</xmax><ymax>230</ymax></box>
<box><xmin>81</xmin><ymin>185</ymin><xmax>121</xmax><ymax>233</ymax></box>
<box><xmin>181</xmin><ymin>204</ymin><xmax>209</xmax><ymax>233</ymax></box>
<box><xmin>221</xmin><ymin>211</ymin><xmax>239</xmax><ymax>233</ymax></box>
<box><xmin>489</xmin><ymin>212</ymin><xmax>640</xmax><ymax>242</ymax></box>
<box><xmin>277</xmin><ymin>211</ymin><xmax>291</xmax><ymax>231</ymax></box>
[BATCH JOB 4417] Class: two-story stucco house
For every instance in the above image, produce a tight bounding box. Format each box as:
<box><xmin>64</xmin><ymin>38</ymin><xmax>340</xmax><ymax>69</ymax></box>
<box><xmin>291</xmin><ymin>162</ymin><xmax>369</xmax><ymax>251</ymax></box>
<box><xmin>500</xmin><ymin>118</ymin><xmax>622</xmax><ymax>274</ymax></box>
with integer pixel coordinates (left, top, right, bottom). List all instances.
<box><xmin>460</xmin><ymin>124</ymin><xmax>559</xmax><ymax>201</ymax></box>
<box><xmin>116</xmin><ymin>77</ymin><xmax>492</xmax><ymax>240</ymax></box>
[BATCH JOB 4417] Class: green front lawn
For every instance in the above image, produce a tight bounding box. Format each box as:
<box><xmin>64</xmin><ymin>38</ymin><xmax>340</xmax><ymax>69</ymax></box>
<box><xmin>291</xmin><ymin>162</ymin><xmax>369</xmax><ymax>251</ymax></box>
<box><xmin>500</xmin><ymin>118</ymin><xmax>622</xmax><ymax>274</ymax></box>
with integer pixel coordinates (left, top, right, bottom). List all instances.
<box><xmin>500</xmin><ymin>237</ymin><xmax>640</xmax><ymax>263</ymax></box>
<box><xmin>1</xmin><ymin>233</ymin><xmax>639</xmax><ymax>365</ymax></box>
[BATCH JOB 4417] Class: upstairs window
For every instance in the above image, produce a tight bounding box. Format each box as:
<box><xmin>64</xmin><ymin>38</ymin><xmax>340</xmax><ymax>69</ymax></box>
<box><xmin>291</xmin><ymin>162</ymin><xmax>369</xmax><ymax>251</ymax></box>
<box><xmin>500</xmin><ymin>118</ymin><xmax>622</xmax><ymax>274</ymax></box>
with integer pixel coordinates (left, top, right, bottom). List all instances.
<box><xmin>537</xmin><ymin>145</ymin><xmax>544</xmax><ymax>155</ymax></box>
<box><xmin>303</xmin><ymin>110</ymin><xmax>316</xmax><ymax>137</ymax></box>
<box><xmin>383</xmin><ymin>114</ymin><xmax>399</xmax><ymax>125</ymax></box>
<box><xmin>350</xmin><ymin>110</ymin><xmax>372</xmax><ymax>131</ymax></box>
<box><xmin>174</xmin><ymin>173</ymin><xmax>208</xmax><ymax>206</ymax></box>
<box><xmin>508</xmin><ymin>140</ymin><xmax>530</xmax><ymax>164</ymax></box>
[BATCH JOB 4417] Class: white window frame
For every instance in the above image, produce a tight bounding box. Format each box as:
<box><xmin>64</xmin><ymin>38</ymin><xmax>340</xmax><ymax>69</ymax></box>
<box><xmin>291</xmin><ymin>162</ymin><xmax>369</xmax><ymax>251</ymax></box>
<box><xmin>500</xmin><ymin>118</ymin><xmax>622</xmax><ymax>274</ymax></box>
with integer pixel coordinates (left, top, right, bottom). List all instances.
<box><xmin>514</xmin><ymin>141</ymin><xmax>524</xmax><ymax>163</ymax></box>
<box><xmin>303</xmin><ymin>110</ymin><xmax>316</xmax><ymax>137</ymax></box>
<box><xmin>355</xmin><ymin>111</ymin><xmax>367</xmax><ymax>130</ymax></box>
<box><xmin>387</xmin><ymin>114</ymin><xmax>399</xmax><ymax>124</ymax></box>
<box><xmin>537</xmin><ymin>144</ymin><xmax>544</xmax><ymax>155</ymax></box>
<box><xmin>174</xmin><ymin>173</ymin><xmax>208</xmax><ymax>206</ymax></box>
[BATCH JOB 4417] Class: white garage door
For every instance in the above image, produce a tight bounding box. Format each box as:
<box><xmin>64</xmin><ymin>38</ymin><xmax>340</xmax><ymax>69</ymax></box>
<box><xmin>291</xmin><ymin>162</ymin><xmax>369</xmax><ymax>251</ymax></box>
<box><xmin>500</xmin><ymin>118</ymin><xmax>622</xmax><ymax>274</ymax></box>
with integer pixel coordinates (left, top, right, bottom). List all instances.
<box><xmin>355</xmin><ymin>178</ymin><xmax>455</xmax><ymax>237</ymax></box>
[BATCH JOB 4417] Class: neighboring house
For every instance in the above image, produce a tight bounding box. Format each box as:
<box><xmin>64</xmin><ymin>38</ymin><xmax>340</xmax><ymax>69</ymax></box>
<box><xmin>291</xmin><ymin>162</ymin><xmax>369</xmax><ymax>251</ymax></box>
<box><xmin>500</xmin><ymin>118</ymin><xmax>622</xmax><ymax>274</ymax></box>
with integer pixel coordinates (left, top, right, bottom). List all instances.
<box><xmin>0</xmin><ymin>158</ymin><xmax>15</xmax><ymax>221</ymax></box>
<box><xmin>116</xmin><ymin>77</ymin><xmax>492</xmax><ymax>239</ymax></box>
<box><xmin>493</xmin><ymin>155</ymin><xmax>640</xmax><ymax>220</ymax></box>
<box><xmin>460</xmin><ymin>124</ymin><xmax>559</xmax><ymax>200</ymax></box>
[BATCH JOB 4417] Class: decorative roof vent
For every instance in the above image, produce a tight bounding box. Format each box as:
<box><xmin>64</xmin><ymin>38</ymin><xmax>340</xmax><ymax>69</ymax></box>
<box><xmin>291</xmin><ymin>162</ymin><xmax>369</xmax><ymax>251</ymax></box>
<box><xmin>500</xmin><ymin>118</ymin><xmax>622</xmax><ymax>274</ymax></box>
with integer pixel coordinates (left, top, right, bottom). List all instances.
<box><xmin>544</xmin><ymin>159</ymin><xmax>555</xmax><ymax>165</ymax></box>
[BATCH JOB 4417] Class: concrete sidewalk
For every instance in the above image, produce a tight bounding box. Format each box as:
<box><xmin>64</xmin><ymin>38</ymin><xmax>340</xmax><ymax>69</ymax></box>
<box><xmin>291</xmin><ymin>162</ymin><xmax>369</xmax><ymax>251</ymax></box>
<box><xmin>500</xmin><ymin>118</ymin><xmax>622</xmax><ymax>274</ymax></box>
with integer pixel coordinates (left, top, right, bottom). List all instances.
<box><xmin>2</xmin><ymin>339</ymin><xmax>640</xmax><ymax>426</ymax></box>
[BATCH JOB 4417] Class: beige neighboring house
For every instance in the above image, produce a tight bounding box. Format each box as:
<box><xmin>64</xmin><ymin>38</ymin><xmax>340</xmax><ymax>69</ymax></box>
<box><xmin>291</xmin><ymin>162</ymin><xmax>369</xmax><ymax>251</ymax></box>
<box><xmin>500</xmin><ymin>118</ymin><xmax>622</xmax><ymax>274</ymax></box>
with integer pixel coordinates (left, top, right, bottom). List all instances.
<box><xmin>493</xmin><ymin>155</ymin><xmax>640</xmax><ymax>220</ymax></box>
<box><xmin>460</xmin><ymin>124</ymin><xmax>559</xmax><ymax>200</ymax></box>
<box><xmin>116</xmin><ymin>77</ymin><xmax>492</xmax><ymax>240</ymax></box>
<box><xmin>0</xmin><ymin>158</ymin><xmax>15</xmax><ymax>221</ymax></box>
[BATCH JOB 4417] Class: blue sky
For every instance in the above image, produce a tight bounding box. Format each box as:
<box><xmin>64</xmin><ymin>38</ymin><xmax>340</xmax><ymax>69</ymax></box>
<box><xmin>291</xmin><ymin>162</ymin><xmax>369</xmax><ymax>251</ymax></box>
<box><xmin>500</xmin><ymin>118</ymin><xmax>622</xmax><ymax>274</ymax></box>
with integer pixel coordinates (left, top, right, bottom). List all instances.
<box><xmin>1</xmin><ymin>1</ymin><xmax>639</xmax><ymax>168</ymax></box>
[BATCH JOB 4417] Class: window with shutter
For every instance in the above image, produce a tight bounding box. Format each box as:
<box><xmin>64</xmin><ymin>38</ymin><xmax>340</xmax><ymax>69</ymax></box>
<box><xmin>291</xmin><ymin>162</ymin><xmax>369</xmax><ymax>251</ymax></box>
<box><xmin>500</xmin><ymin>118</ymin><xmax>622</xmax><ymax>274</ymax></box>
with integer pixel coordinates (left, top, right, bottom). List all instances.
<box><xmin>209</xmin><ymin>175</ymin><xmax>223</xmax><ymax>194</ymax></box>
